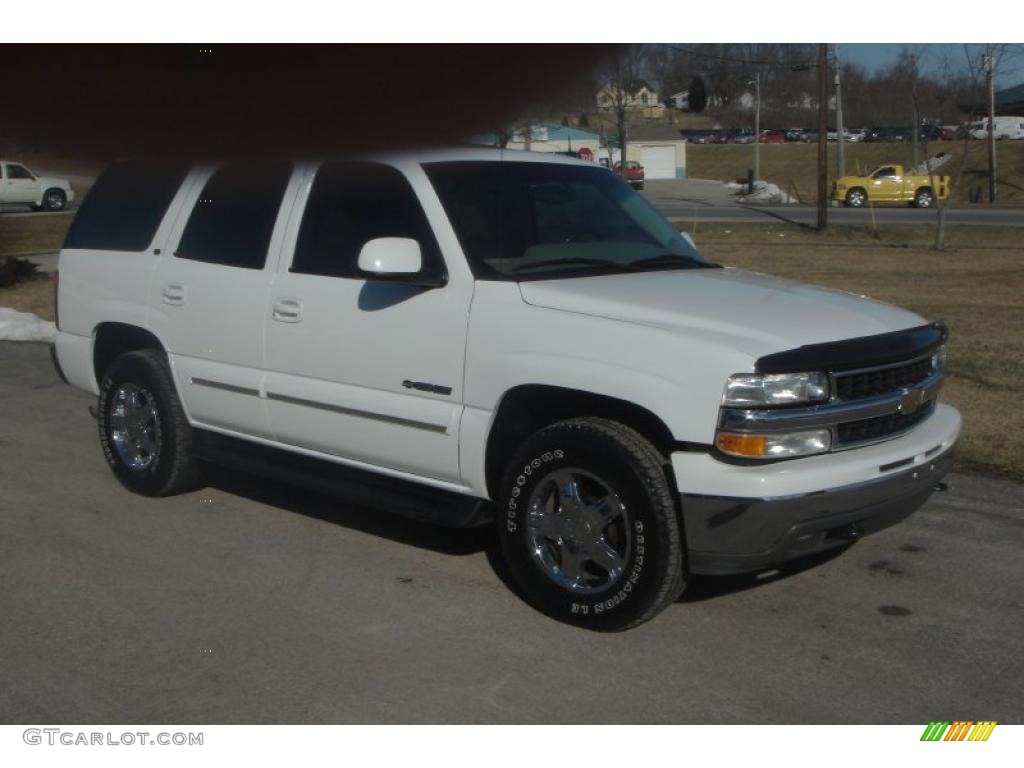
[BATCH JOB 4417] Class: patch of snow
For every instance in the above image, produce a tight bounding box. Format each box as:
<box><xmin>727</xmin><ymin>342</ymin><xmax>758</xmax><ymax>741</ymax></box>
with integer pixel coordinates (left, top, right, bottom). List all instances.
<box><xmin>0</xmin><ymin>307</ymin><xmax>57</xmax><ymax>342</ymax></box>
<box><xmin>910</xmin><ymin>153</ymin><xmax>953</xmax><ymax>176</ymax></box>
<box><xmin>741</xmin><ymin>182</ymin><xmax>796</xmax><ymax>204</ymax></box>
<box><xmin>723</xmin><ymin>179</ymin><xmax>796</xmax><ymax>204</ymax></box>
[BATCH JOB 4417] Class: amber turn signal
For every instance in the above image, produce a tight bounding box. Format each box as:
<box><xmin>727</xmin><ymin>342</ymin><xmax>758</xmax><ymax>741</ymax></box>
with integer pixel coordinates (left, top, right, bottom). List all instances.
<box><xmin>716</xmin><ymin>432</ymin><xmax>767</xmax><ymax>457</ymax></box>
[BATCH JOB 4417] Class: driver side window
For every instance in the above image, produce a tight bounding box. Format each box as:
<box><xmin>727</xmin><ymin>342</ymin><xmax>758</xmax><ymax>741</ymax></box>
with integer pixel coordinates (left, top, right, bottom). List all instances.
<box><xmin>873</xmin><ymin>167</ymin><xmax>896</xmax><ymax>179</ymax></box>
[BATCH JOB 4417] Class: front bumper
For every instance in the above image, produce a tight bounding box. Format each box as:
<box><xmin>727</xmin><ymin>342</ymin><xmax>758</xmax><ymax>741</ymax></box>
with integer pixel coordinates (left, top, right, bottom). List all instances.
<box><xmin>674</xmin><ymin>404</ymin><xmax>960</xmax><ymax>575</ymax></box>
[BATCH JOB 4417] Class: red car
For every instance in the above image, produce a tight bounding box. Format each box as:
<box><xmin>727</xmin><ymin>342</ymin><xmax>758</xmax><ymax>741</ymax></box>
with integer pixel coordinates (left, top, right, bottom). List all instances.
<box><xmin>758</xmin><ymin>130</ymin><xmax>787</xmax><ymax>143</ymax></box>
<box><xmin>614</xmin><ymin>160</ymin><xmax>645</xmax><ymax>190</ymax></box>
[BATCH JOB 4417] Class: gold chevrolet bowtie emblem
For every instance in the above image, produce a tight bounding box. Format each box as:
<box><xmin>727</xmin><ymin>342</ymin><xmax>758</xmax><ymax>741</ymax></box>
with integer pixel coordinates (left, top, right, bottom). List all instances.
<box><xmin>899</xmin><ymin>387</ymin><xmax>928</xmax><ymax>414</ymax></box>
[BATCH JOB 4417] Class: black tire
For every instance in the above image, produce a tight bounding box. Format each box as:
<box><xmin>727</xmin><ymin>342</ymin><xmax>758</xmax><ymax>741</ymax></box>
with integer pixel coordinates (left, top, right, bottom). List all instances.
<box><xmin>41</xmin><ymin>188</ymin><xmax>66</xmax><ymax>212</ymax></box>
<box><xmin>845</xmin><ymin>187</ymin><xmax>867</xmax><ymax>207</ymax></box>
<box><xmin>97</xmin><ymin>349</ymin><xmax>200</xmax><ymax>496</ymax></box>
<box><xmin>914</xmin><ymin>188</ymin><xmax>934</xmax><ymax>208</ymax></box>
<box><xmin>496</xmin><ymin>418</ymin><xmax>685</xmax><ymax>631</ymax></box>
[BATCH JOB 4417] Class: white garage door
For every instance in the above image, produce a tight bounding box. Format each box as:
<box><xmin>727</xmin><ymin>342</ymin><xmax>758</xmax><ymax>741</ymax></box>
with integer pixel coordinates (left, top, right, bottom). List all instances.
<box><xmin>640</xmin><ymin>145</ymin><xmax>675</xmax><ymax>179</ymax></box>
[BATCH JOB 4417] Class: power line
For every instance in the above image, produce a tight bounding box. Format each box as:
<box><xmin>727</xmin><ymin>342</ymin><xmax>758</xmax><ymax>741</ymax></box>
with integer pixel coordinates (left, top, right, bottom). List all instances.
<box><xmin>654</xmin><ymin>43</ymin><xmax>816</xmax><ymax>70</ymax></box>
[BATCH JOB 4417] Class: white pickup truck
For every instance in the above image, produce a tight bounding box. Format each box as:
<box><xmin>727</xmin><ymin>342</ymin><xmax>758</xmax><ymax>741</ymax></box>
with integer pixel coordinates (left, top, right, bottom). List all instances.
<box><xmin>0</xmin><ymin>159</ymin><xmax>74</xmax><ymax>211</ymax></box>
<box><xmin>52</xmin><ymin>149</ymin><xmax>960</xmax><ymax>630</ymax></box>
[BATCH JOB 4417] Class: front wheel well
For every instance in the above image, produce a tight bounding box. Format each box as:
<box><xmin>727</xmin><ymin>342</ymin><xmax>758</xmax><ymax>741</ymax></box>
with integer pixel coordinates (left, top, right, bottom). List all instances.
<box><xmin>93</xmin><ymin>323</ymin><xmax>165</xmax><ymax>384</ymax></box>
<box><xmin>484</xmin><ymin>384</ymin><xmax>677</xmax><ymax>500</ymax></box>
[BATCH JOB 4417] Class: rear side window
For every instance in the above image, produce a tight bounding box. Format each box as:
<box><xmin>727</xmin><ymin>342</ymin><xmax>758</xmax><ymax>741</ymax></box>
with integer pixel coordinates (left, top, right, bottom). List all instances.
<box><xmin>63</xmin><ymin>160</ymin><xmax>189</xmax><ymax>251</ymax></box>
<box><xmin>291</xmin><ymin>161</ymin><xmax>444</xmax><ymax>279</ymax></box>
<box><xmin>176</xmin><ymin>161</ymin><xmax>292</xmax><ymax>270</ymax></box>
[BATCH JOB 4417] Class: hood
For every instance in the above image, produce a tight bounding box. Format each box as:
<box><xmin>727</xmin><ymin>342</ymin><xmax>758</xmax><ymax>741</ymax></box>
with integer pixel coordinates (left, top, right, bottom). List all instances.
<box><xmin>518</xmin><ymin>267</ymin><xmax>925</xmax><ymax>360</ymax></box>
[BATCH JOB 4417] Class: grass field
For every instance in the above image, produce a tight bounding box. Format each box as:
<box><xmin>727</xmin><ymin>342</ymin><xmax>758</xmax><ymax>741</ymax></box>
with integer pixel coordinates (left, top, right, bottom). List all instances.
<box><xmin>686</xmin><ymin>140</ymin><xmax>1024</xmax><ymax>206</ymax></box>
<box><xmin>682</xmin><ymin>222</ymin><xmax>1024</xmax><ymax>480</ymax></box>
<box><xmin>0</xmin><ymin>213</ymin><xmax>72</xmax><ymax>257</ymax></box>
<box><xmin>1</xmin><ymin>213</ymin><xmax>1020</xmax><ymax>479</ymax></box>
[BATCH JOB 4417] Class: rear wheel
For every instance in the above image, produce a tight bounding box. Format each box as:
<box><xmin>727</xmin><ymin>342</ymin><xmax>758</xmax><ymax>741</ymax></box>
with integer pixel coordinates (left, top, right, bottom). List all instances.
<box><xmin>845</xmin><ymin>187</ymin><xmax>867</xmax><ymax>207</ymax></box>
<box><xmin>97</xmin><ymin>350</ymin><xmax>200</xmax><ymax>496</ymax></box>
<box><xmin>496</xmin><ymin>418</ymin><xmax>685</xmax><ymax>631</ymax></box>
<box><xmin>914</xmin><ymin>188</ymin><xmax>934</xmax><ymax>208</ymax></box>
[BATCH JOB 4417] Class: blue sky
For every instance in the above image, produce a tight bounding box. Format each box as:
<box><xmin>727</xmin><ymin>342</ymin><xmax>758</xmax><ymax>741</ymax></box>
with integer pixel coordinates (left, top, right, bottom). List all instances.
<box><xmin>841</xmin><ymin>44</ymin><xmax>1023</xmax><ymax>88</ymax></box>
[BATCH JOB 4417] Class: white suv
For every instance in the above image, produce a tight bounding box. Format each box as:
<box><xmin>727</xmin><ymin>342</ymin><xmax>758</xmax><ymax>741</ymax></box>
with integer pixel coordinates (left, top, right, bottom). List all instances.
<box><xmin>0</xmin><ymin>160</ymin><xmax>74</xmax><ymax>211</ymax></box>
<box><xmin>52</xmin><ymin>149</ymin><xmax>960</xmax><ymax>630</ymax></box>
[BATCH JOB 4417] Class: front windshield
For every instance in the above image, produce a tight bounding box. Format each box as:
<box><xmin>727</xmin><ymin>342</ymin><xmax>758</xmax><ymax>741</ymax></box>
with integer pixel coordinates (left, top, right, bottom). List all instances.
<box><xmin>423</xmin><ymin>160</ymin><xmax>713</xmax><ymax>280</ymax></box>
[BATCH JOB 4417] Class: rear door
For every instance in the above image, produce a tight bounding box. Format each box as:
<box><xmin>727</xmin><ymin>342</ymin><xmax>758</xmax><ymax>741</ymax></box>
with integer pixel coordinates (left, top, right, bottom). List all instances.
<box><xmin>1</xmin><ymin>162</ymin><xmax>41</xmax><ymax>204</ymax></box>
<box><xmin>262</xmin><ymin>160</ymin><xmax>472</xmax><ymax>484</ymax></box>
<box><xmin>149</xmin><ymin>161</ymin><xmax>298</xmax><ymax>438</ymax></box>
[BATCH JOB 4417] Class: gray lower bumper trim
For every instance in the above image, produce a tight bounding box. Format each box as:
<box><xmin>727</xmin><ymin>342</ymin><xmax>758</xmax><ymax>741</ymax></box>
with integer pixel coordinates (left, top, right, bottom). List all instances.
<box><xmin>683</xmin><ymin>447</ymin><xmax>955</xmax><ymax>575</ymax></box>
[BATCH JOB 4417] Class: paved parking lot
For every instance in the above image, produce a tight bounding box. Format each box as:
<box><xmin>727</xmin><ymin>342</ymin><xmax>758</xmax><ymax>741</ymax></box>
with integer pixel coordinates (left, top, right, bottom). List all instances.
<box><xmin>1</xmin><ymin>341</ymin><xmax>1022</xmax><ymax>723</ymax></box>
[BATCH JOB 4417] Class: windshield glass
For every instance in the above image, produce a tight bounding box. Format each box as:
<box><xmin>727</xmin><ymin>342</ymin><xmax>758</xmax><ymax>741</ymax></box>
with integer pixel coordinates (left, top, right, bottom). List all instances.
<box><xmin>423</xmin><ymin>160</ymin><xmax>713</xmax><ymax>280</ymax></box>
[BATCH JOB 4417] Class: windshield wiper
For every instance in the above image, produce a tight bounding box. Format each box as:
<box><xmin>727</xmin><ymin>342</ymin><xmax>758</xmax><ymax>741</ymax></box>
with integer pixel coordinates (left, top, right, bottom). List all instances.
<box><xmin>510</xmin><ymin>257</ymin><xmax>628</xmax><ymax>274</ymax></box>
<box><xmin>627</xmin><ymin>253</ymin><xmax>719</xmax><ymax>270</ymax></box>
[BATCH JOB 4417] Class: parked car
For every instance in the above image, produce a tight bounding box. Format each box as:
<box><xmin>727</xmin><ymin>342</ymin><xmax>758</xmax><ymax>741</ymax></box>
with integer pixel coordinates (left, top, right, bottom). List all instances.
<box><xmin>834</xmin><ymin>164</ymin><xmax>951</xmax><ymax>208</ymax></box>
<box><xmin>733</xmin><ymin>130</ymin><xmax>757</xmax><ymax>145</ymax></box>
<box><xmin>919</xmin><ymin>124</ymin><xmax>946</xmax><ymax>143</ymax></box>
<box><xmin>684</xmin><ymin>130</ymin><xmax>715</xmax><ymax>144</ymax></box>
<box><xmin>712</xmin><ymin>128</ymin><xmax>741</xmax><ymax>144</ymax></box>
<box><xmin>0</xmin><ymin>159</ymin><xmax>75</xmax><ymax>211</ymax></box>
<box><xmin>865</xmin><ymin>127</ymin><xmax>909</xmax><ymax>143</ymax></box>
<box><xmin>614</xmin><ymin>160</ymin><xmax>645</xmax><ymax>190</ymax></box>
<box><xmin>52</xmin><ymin>150</ymin><xmax>960</xmax><ymax>630</ymax></box>
<box><xmin>757</xmin><ymin>130</ymin><xmax>787</xmax><ymax>143</ymax></box>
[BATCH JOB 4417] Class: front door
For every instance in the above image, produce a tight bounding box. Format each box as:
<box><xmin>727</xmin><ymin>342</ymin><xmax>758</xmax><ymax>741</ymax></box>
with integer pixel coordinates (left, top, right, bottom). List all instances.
<box><xmin>870</xmin><ymin>166</ymin><xmax>903</xmax><ymax>202</ymax></box>
<box><xmin>262</xmin><ymin>160</ymin><xmax>472</xmax><ymax>484</ymax></box>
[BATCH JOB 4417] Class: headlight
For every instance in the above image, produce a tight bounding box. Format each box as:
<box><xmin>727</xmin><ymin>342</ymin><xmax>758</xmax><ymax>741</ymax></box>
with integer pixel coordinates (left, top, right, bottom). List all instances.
<box><xmin>722</xmin><ymin>372</ymin><xmax>830</xmax><ymax>408</ymax></box>
<box><xmin>931</xmin><ymin>347</ymin><xmax>946</xmax><ymax>373</ymax></box>
<box><xmin>716</xmin><ymin>429</ymin><xmax>831</xmax><ymax>459</ymax></box>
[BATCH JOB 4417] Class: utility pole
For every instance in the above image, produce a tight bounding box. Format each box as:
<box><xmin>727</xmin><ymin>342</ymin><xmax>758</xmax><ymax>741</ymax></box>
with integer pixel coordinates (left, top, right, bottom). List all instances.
<box><xmin>834</xmin><ymin>45</ymin><xmax>845</xmax><ymax>178</ymax></box>
<box><xmin>750</xmin><ymin>71</ymin><xmax>761</xmax><ymax>183</ymax></box>
<box><xmin>817</xmin><ymin>43</ymin><xmax>828</xmax><ymax>232</ymax></box>
<box><xmin>910</xmin><ymin>52</ymin><xmax>919</xmax><ymax>170</ymax></box>
<box><xmin>986</xmin><ymin>44</ymin><xmax>997</xmax><ymax>203</ymax></box>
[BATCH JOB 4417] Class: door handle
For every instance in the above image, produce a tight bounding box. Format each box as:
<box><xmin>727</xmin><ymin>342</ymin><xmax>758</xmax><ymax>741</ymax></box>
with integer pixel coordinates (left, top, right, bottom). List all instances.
<box><xmin>272</xmin><ymin>297</ymin><xmax>303</xmax><ymax>323</ymax></box>
<box><xmin>161</xmin><ymin>284</ymin><xmax>186</xmax><ymax>305</ymax></box>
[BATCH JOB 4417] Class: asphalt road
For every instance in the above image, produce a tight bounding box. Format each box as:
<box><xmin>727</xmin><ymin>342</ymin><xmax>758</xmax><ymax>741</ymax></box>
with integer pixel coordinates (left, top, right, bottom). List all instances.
<box><xmin>1</xmin><ymin>341</ymin><xmax>1022</xmax><ymax>724</ymax></box>
<box><xmin>642</xmin><ymin>181</ymin><xmax>1024</xmax><ymax>227</ymax></box>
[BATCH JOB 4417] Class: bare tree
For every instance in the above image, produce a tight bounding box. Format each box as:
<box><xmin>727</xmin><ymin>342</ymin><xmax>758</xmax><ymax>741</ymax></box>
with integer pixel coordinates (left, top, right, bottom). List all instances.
<box><xmin>595</xmin><ymin>45</ymin><xmax>648</xmax><ymax>168</ymax></box>
<box><xmin>917</xmin><ymin>47</ymin><xmax>987</xmax><ymax>251</ymax></box>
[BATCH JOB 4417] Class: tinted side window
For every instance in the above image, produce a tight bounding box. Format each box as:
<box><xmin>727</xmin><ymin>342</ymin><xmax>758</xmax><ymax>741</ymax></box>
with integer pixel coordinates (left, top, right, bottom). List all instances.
<box><xmin>176</xmin><ymin>161</ymin><xmax>292</xmax><ymax>269</ymax></box>
<box><xmin>63</xmin><ymin>160</ymin><xmax>189</xmax><ymax>252</ymax></box>
<box><xmin>7</xmin><ymin>164</ymin><xmax>33</xmax><ymax>180</ymax></box>
<box><xmin>292</xmin><ymin>162</ymin><xmax>444</xmax><ymax>279</ymax></box>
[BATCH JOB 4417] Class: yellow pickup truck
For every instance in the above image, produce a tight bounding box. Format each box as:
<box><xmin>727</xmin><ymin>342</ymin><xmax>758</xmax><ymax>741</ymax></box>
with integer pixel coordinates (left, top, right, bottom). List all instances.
<box><xmin>834</xmin><ymin>165</ymin><xmax>950</xmax><ymax>208</ymax></box>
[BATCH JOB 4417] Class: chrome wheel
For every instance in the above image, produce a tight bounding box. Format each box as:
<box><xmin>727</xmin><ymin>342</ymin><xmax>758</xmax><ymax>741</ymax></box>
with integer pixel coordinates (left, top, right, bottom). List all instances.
<box><xmin>44</xmin><ymin>190</ymin><xmax>65</xmax><ymax>210</ymax></box>
<box><xmin>525</xmin><ymin>468</ymin><xmax>630</xmax><ymax>594</ymax></box>
<box><xmin>846</xmin><ymin>189</ymin><xmax>866</xmax><ymax>207</ymax></box>
<box><xmin>915</xmin><ymin>191</ymin><xmax>934</xmax><ymax>208</ymax></box>
<box><xmin>108</xmin><ymin>383</ymin><xmax>161</xmax><ymax>471</ymax></box>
